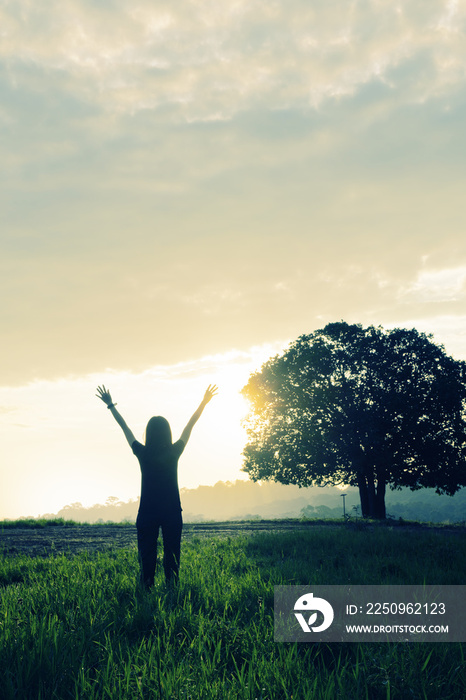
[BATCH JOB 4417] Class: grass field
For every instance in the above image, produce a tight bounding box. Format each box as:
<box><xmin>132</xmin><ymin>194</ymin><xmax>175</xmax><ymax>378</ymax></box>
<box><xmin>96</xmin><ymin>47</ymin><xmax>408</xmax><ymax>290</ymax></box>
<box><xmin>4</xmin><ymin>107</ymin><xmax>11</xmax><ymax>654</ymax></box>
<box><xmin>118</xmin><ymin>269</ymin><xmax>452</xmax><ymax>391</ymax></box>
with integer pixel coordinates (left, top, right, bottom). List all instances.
<box><xmin>0</xmin><ymin>523</ymin><xmax>465</xmax><ymax>699</ymax></box>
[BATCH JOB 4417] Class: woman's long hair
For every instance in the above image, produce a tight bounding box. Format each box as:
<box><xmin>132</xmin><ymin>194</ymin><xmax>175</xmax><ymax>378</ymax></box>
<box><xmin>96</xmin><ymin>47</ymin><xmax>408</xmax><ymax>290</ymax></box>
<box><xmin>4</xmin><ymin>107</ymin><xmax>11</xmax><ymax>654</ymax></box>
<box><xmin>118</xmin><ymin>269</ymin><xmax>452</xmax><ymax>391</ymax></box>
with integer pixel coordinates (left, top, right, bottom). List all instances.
<box><xmin>144</xmin><ymin>416</ymin><xmax>172</xmax><ymax>454</ymax></box>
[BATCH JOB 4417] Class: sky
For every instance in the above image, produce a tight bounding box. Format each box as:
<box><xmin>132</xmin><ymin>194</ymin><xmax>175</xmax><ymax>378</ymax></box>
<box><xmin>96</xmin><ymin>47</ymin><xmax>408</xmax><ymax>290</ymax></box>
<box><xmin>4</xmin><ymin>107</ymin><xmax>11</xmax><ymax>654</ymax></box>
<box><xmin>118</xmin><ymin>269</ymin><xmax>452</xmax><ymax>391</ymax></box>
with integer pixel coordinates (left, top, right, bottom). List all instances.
<box><xmin>1</xmin><ymin>0</ymin><xmax>466</xmax><ymax>519</ymax></box>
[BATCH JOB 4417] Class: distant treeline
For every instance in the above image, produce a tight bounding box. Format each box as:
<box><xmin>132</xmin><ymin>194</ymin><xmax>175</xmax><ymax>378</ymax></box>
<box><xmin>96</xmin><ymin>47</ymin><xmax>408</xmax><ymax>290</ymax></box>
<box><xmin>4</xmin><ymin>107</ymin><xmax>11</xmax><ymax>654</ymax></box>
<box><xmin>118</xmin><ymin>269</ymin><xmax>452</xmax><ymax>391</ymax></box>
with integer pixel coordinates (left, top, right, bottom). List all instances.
<box><xmin>15</xmin><ymin>480</ymin><xmax>466</xmax><ymax>524</ymax></box>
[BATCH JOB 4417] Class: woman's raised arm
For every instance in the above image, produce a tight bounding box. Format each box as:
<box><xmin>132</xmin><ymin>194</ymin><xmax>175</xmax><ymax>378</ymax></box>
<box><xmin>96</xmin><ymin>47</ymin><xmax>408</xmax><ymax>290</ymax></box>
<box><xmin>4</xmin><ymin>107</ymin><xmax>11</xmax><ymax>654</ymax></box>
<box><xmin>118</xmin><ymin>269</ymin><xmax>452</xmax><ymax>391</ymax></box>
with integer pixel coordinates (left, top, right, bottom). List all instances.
<box><xmin>179</xmin><ymin>384</ymin><xmax>218</xmax><ymax>446</ymax></box>
<box><xmin>96</xmin><ymin>385</ymin><xmax>136</xmax><ymax>448</ymax></box>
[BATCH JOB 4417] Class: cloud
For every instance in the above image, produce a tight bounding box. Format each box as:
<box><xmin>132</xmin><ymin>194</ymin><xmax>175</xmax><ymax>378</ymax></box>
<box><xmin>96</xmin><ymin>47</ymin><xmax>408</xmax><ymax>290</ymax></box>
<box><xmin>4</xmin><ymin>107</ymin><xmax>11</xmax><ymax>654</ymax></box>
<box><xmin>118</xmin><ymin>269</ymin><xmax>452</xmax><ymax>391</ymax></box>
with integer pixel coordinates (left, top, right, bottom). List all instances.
<box><xmin>2</xmin><ymin>0</ymin><xmax>466</xmax><ymax>385</ymax></box>
<box><xmin>2</xmin><ymin>1</ymin><xmax>465</xmax><ymax>122</ymax></box>
<box><xmin>0</xmin><ymin>406</ymin><xmax>17</xmax><ymax>414</ymax></box>
<box><xmin>400</xmin><ymin>266</ymin><xmax>466</xmax><ymax>303</ymax></box>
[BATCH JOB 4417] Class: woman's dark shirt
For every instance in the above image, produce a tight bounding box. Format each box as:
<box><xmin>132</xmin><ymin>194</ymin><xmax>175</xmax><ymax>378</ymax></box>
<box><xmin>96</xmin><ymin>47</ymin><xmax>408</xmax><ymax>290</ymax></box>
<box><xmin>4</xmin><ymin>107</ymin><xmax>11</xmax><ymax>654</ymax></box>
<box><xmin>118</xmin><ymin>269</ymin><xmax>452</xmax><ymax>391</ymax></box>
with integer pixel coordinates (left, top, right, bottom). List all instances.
<box><xmin>132</xmin><ymin>439</ymin><xmax>185</xmax><ymax>522</ymax></box>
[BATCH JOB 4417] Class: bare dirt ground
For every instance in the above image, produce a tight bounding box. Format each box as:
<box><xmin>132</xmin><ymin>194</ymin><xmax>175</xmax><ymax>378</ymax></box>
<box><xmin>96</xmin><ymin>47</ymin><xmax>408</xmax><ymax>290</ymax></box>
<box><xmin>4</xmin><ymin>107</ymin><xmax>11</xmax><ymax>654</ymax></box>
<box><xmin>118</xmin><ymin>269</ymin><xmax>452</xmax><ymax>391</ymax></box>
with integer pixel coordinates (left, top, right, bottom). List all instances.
<box><xmin>0</xmin><ymin>522</ymin><xmax>316</xmax><ymax>557</ymax></box>
<box><xmin>1</xmin><ymin>520</ymin><xmax>463</xmax><ymax>558</ymax></box>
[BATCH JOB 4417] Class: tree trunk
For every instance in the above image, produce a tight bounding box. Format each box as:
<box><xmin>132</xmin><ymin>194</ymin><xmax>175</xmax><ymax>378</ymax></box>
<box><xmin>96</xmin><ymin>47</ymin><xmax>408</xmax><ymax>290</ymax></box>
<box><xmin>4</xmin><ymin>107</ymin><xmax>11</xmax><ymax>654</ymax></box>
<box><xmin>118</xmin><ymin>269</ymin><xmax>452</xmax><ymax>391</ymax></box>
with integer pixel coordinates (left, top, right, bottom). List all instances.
<box><xmin>374</xmin><ymin>478</ymin><xmax>386</xmax><ymax>519</ymax></box>
<box><xmin>357</xmin><ymin>474</ymin><xmax>370</xmax><ymax>518</ymax></box>
<box><xmin>357</xmin><ymin>472</ymin><xmax>386</xmax><ymax>519</ymax></box>
<box><xmin>367</xmin><ymin>478</ymin><xmax>377</xmax><ymax>517</ymax></box>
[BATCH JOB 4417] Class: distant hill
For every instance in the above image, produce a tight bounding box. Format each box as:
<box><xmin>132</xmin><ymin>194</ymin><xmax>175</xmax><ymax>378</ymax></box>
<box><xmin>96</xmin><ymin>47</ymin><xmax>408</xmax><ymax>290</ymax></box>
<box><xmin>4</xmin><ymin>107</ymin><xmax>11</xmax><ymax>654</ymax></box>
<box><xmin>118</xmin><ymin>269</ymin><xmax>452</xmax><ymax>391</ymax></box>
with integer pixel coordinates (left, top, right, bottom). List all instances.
<box><xmin>33</xmin><ymin>480</ymin><xmax>466</xmax><ymax>524</ymax></box>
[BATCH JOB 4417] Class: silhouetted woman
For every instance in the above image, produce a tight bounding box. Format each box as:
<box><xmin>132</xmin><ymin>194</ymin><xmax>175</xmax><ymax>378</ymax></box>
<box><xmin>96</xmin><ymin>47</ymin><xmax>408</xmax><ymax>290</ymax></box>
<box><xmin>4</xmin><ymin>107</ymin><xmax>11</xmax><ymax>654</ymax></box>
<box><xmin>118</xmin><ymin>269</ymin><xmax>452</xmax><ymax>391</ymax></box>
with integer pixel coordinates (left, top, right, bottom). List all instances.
<box><xmin>96</xmin><ymin>383</ymin><xmax>218</xmax><ymax>588</ymax></box>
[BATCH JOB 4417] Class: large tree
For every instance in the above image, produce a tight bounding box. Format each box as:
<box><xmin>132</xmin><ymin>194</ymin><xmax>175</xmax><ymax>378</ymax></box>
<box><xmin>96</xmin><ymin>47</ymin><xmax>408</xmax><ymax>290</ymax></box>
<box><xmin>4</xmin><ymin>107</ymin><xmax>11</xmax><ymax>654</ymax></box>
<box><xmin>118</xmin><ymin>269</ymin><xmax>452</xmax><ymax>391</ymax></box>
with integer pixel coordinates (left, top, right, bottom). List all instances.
<box><xmin>241</xmin><ymin>322</ymin><xmax>466</xmax><ymax>518</ymax></box>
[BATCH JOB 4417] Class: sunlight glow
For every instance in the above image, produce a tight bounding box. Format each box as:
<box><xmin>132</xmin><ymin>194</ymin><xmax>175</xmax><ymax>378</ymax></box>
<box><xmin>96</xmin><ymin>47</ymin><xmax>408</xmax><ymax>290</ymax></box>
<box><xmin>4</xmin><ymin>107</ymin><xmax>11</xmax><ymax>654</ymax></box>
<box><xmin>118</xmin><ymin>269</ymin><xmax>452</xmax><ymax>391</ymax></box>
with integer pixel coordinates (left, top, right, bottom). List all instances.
<box><xmin>0</xmin><ymin>342</ymin><xmax>286</xmax><ymax>519</ymax></box>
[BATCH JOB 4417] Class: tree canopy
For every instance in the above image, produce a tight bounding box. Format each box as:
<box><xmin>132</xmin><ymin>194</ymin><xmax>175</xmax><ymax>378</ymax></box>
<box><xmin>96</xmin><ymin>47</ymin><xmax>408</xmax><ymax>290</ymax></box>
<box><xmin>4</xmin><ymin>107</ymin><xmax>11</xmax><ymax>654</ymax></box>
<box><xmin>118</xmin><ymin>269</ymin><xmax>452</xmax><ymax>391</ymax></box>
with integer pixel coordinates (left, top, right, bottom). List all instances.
<box><xmin>241</xmin><ymin>322</ymin><xmax>466</xmax><ymax>518</ymax></box>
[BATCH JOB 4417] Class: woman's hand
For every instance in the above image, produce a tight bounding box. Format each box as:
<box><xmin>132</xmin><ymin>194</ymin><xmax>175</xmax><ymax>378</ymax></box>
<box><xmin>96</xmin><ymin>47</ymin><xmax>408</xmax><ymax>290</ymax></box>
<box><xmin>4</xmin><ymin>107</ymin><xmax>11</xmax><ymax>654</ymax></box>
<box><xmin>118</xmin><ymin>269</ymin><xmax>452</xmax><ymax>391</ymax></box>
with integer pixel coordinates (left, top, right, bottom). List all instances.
<box><xmin>203</xmin><ymin>384</ymin><xmax>218</xmax><ymax>404</ymax></box>
<box><xmin>96</xmin><ymin>385</ymin><xmax>114</xmax><ymax>407</ymax></box>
